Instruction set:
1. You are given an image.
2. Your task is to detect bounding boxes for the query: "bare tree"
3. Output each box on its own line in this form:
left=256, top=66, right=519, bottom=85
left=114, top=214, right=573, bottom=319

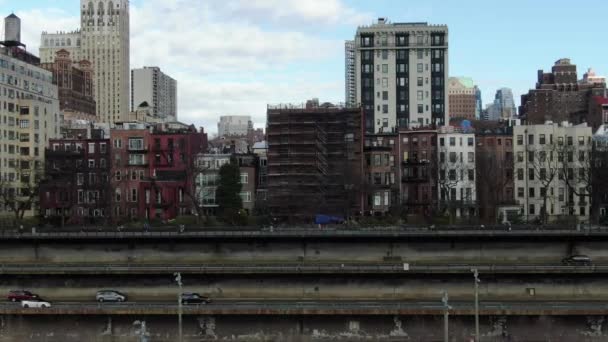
left=476, top=150, right=514, bottom=223
left=0, top=158, right=44, bottom=225
left=525, top=143, right=561, bottom=224
left=437, top=157, right=473, bottom=224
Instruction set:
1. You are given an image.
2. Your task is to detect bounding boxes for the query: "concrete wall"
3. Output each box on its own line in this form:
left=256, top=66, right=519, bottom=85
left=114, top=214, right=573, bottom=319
left=0, top=240, right=605, bottom=264
left=0, top=315, right=606, bottom=341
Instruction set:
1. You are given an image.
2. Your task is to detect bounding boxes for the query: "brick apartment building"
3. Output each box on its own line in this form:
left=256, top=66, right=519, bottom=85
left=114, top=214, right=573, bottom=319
left=40, top=131, right=110, bottom=225
left=363, top=133, right=399, bottom=216
left=400, top=129, right=438, bottom=219
left=520, top=59, right=606, bottom=126
left=267, top=102, right=363, bottom=222
left=475, top=126, right=517, bottom=223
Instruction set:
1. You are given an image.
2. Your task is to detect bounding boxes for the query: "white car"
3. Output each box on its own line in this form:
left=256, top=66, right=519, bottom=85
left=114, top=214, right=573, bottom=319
left=21, top=300, right=51, bottom=308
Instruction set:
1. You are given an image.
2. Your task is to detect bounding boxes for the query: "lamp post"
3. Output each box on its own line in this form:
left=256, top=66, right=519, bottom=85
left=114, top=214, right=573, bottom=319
left=442, top=291, right=451, bottom=342
left=174, top=272, right=183, bottom=342
left=472, top=268, right=480, bottom=341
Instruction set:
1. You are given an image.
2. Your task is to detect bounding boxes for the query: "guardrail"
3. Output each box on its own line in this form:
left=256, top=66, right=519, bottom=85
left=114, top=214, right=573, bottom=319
left=0, top=228, right=607, bottom=240
left=0, top=263, right=604, bottom=274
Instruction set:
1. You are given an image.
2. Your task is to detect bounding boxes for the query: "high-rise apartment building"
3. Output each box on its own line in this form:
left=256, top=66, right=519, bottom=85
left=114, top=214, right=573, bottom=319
left=0, top=14, right=61, bottom=218
left=131, top=67, right=177, bottom=122
left=39, top=0, right=130, bottom=125
left=345, top=40, right=356, bottom=107
left=354, top=18, right=449, bottom=133
left=448, top=77, right=476, bottom=120
left=520, top=59, right=606, bottom=125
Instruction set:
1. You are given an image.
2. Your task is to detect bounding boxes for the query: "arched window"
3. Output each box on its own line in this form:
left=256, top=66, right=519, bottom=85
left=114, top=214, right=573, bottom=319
left=98, top=1, right=104, bottom=15
left=88, top=2, right=94, bottom=15
left=108, top=2, right=114, bottom=15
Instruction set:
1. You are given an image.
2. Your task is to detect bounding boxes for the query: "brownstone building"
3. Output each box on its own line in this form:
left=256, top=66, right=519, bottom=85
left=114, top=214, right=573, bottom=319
left=40, top=49, right=96, bottom=126
left=363, top=133, right=399, bottom=216
left=266, top=102, right=363, bottom=222
left=475, top=126, right=517, bottom=223
left=520, top=58, right=606, bottom=125
left=400, top=129, right=438, bottom=220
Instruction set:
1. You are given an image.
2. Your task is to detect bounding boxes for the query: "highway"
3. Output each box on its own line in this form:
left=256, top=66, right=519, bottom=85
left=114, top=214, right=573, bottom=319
left=1, top=227, right=608, bottom=241
left=0, top=263, right=603, bottom=274
left=2, top=300, right=608, bottom=316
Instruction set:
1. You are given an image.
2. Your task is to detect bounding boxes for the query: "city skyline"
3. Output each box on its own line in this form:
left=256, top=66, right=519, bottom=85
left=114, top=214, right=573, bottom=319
left=7, top=0, right=608, bottom=133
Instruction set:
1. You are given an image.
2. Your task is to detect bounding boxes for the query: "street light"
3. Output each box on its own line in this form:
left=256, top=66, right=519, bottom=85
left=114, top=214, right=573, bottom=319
left=174, top=272, right=183, bottom=342
left=472, top=268, right=480, bottom=342
left=442, top=291, right=452, bottom=342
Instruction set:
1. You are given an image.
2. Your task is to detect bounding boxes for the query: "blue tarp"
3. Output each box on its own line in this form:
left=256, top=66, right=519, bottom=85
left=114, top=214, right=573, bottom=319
left=315, top=215, right=345, bottom=225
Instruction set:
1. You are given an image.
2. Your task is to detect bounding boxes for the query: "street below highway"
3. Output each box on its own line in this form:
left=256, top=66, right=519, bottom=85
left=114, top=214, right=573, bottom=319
left=2, top=299, right=608, bottom=316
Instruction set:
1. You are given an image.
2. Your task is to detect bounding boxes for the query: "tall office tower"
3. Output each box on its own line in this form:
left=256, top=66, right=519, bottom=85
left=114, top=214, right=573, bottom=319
left=344, top=40, right=356, bottom=107
left=39, top=1, right=130, bottom=125
left=475, top=86, right=482, bottom=119
left=131, top=67, right=177, bottom=122
left=354, top=18, right=449, bottom=133
left=495, top=88, right=517, bottom=119
left=81, top=0, right=130, bottom=125
left=447, top=77, right=476, bottom=120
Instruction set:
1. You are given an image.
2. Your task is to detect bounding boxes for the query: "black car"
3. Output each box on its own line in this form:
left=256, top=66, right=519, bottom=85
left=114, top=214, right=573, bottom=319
left=180, top=292, right=211, bottom=305
left=562, top=255, right=592, bottom=266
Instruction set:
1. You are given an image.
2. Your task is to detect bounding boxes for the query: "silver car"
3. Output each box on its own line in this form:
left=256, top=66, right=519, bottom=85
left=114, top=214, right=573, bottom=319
left=96, top=290, right=126, bottom=303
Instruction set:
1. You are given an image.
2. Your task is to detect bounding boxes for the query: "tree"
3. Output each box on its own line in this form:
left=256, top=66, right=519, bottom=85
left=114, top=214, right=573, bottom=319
left=476, top=149, right=514, bottom=223
left=215, top=159, right=244, bottom=225
left=0, top=158, right=44, bottom=225
left=525, top=143, right=561, bottom=224
left=437, top=158, right=472, bottom=225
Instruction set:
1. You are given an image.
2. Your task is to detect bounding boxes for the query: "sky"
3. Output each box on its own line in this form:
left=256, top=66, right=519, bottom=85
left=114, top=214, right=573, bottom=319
left=2, top=0, right=608, bottom=135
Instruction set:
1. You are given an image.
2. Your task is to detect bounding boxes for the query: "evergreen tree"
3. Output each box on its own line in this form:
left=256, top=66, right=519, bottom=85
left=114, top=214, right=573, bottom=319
left=216, top=159, right=244, bottom=225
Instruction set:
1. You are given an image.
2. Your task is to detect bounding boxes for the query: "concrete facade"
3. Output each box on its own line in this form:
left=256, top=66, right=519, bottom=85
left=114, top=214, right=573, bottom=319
left=513, top=122, right=593, bottom=223
left=217, top=115, right=251, bottom=138
left=355, top=19, right=449, bottom=132
left=131, top=66, right=177, bottom=122
left=0, top=21, right=61, bottom=219
left=437, top=127, right=477, bottom=218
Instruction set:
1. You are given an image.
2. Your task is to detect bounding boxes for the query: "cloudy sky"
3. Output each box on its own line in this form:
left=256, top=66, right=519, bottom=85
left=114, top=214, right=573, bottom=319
left=6, top=0, right=608, bottom=134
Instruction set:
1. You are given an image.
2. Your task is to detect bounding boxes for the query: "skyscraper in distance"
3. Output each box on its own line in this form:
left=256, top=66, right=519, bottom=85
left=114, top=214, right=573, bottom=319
left=354, top=18, right=449, bottom=133
left=344, top=40, right=356, bottom=107
left=131, top=66, right=177, bottom=122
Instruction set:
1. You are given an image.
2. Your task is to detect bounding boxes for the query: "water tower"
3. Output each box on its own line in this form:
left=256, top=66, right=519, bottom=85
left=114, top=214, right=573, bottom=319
left=4, top=13, right=21, bottom=44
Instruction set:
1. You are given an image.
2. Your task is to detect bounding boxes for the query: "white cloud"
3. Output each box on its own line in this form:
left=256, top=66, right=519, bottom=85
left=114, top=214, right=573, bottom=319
left=18, top=0, right=360, bottom=134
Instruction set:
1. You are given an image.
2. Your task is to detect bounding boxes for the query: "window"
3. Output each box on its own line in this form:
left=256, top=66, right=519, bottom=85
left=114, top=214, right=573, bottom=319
left=240, top=173, right=248, bottom=184
left=468, top=169, right=474, bottom=181
left=518, top=187, right=524, bottom=198
left=468, top=152, right=475, bottom=163
left=528, top=151, right=535, bottom=163
left=382, top=64, right=388, bottom=73
left=578, top=136, right=585, bottom=146
left=539, top=134, right=546, bottom=145
left=88, top=159, right=95, bottom=168
left=517, top=152, right=524, bottom=162
left=558, top=137, right=564, bottom=145
left=382, top=78, right=389, bottom=88
left=128, top=138, right=144, bottom=151
left=382, top=91, right=388, bottom=100
left=517, top=169, right=524, bottom=181
left=417, top=104, right=423, bottom=114
left=529, top=169, right=535, bottom=180
left=240, top=192, right=252, bottom=203
left=77, top=173, right=84, bottom=185
left=129, top=154, right=145, bottom=166
left=467, top=138, right=474, bottom=146
left=88, top=143, right=95, bottom=153
left=540, top=168, right=547, bottom=180
left=529, top=188, right=535, bottom=198
left=417, top=63, right=423, bottom=73
left=567, top=136, right=573, bottom=146
left=559, top=188, right=565, bottom=202
left=100, top=143, right=107, bottom=154
left=113, top=138, right=122, bottom=149
left=417, top=49, right=423, bottom=59
left=528, top=134, right=534, bottom=145
left=449, top=137, right=456, bottom=146
left=517, top=135, right=523, bottom=145
left=449, top=152, right=457, bottom=163
left=382, top=105, right=388, bottom=114
left=131, top=188, right=138, bottom=202
left=417, top=91, right=423, bottom=101
left=115, top=171, right=121, bottom=181
left=382, top=50, right=388, bottom=59
left=417, top=77, right=423, bottom=86
left=529, top=204, right=535, bottom=215
left=449, top=169, right=456, bottom=181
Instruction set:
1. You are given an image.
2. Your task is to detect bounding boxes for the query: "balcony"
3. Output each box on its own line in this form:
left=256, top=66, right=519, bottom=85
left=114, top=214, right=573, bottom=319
left=403, top=158, right=431, bottom=165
